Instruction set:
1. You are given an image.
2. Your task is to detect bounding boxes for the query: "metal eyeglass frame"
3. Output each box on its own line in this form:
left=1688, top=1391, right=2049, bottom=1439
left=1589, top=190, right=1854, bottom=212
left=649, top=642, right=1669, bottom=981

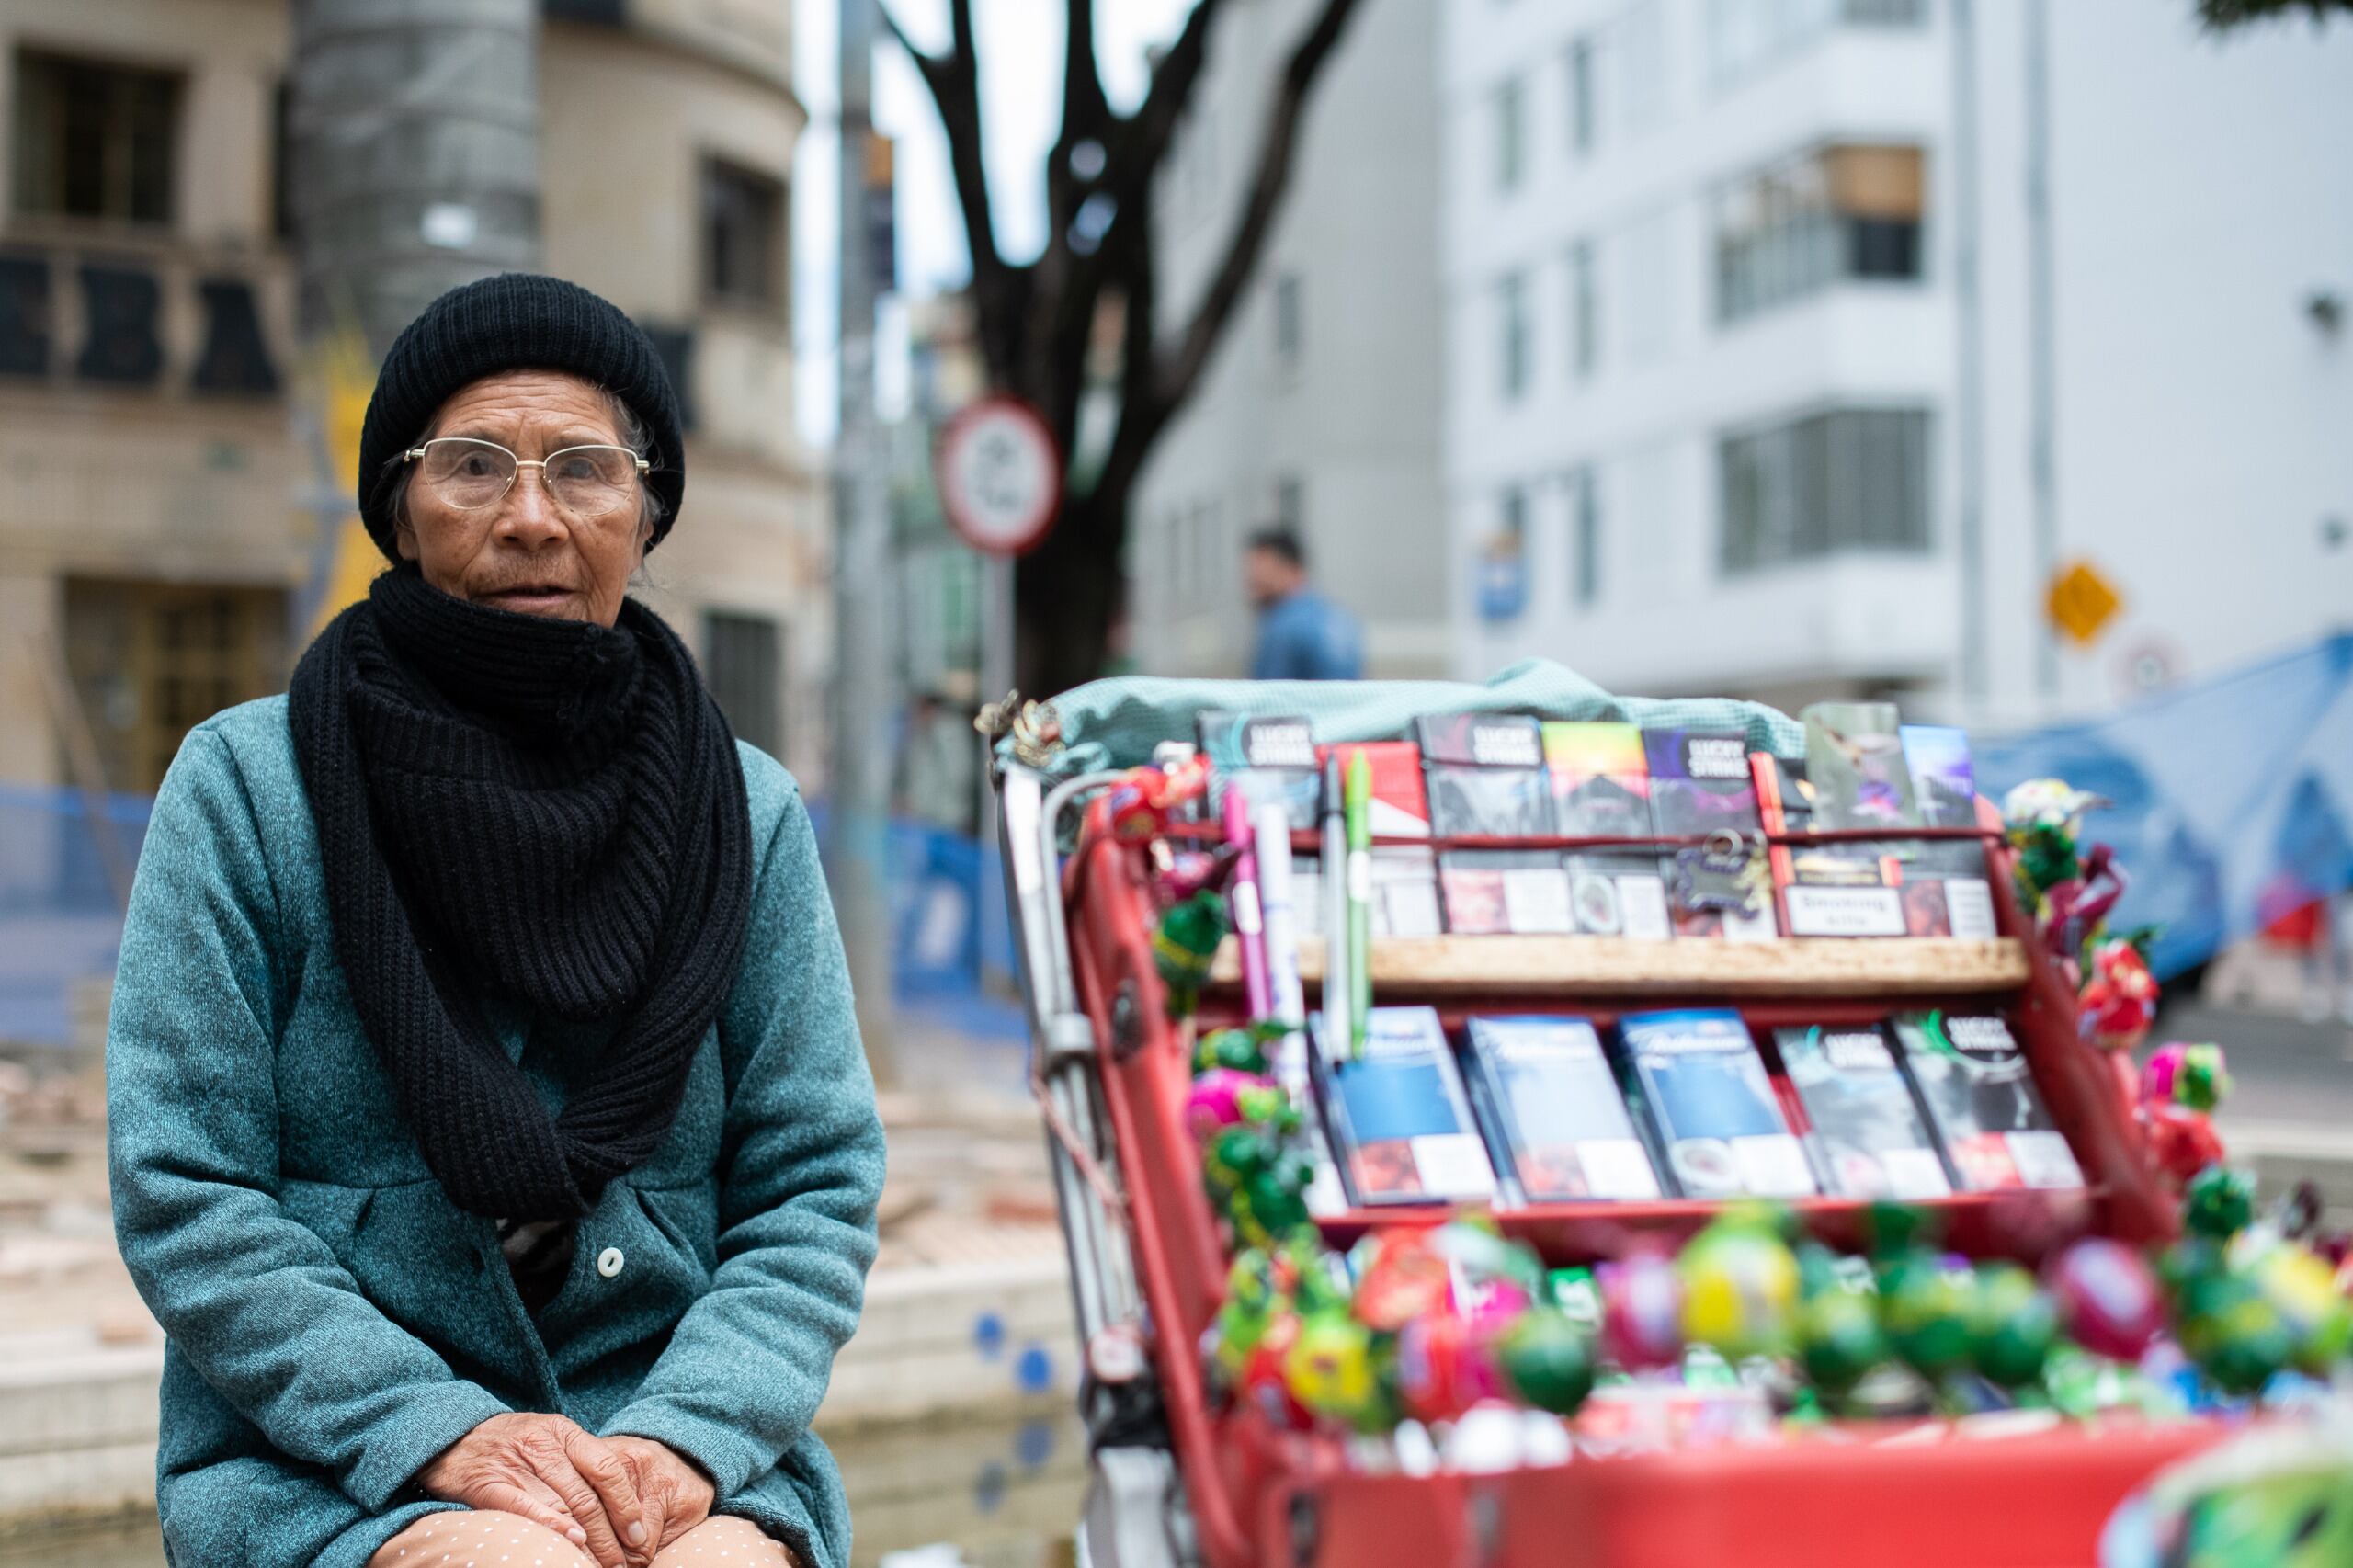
left=401, top=436, right=652, bottom=517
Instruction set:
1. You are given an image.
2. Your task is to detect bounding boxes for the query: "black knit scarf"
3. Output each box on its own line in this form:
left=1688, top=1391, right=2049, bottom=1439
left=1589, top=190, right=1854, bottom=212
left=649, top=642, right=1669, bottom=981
left=289, top=568, right=752, bottom=1225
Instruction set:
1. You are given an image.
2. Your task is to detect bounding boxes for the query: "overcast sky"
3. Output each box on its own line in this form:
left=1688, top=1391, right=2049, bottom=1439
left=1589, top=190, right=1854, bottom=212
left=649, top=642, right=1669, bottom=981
left=791, top=0, right=1193, bottom=444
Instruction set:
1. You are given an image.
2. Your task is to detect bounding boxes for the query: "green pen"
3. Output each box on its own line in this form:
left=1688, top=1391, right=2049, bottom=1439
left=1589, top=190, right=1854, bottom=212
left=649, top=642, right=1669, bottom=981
left=1344, top=748, right=1373, bottom=1059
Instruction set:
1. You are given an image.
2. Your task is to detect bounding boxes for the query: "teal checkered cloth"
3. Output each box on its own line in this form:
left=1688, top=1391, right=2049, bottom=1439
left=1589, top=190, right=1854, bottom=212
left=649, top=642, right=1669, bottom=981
left=1006, top=657, right=1806, bottom=777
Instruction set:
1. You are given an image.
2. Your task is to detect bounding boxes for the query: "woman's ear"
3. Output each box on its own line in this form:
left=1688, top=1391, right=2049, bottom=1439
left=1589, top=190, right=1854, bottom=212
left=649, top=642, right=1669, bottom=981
left=394, top=517, right=419, bottom=562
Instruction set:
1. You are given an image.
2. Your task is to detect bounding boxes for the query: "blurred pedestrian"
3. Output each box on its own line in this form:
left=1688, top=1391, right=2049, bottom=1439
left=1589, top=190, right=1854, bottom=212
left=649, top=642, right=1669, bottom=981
left=107, top=275, right=879, bottom=1568
left=1245, top=526, right=1362, bottom=681
left=895, top=679, right=978, bottom=835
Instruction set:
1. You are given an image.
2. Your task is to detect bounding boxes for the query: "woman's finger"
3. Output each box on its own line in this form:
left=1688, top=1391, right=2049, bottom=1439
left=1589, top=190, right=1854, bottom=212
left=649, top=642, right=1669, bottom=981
left=466, top=1477, right=595, bottom=1551
left=563, top=1426, right=652, bottom=1562
left=523, top=1446, right=631, bottom=1568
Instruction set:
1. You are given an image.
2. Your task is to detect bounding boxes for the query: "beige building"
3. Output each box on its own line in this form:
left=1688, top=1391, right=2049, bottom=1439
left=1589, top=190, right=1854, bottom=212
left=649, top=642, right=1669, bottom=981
left=0, top=0, right=825, bottom=798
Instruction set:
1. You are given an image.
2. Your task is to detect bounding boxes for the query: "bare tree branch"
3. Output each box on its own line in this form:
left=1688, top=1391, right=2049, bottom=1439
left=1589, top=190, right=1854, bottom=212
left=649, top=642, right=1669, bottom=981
left=1091, top=208, right=1162, bottom=522
left=1154, top=0, right=1362, bottom=419
left=878, top=0, right=1005, bottom=295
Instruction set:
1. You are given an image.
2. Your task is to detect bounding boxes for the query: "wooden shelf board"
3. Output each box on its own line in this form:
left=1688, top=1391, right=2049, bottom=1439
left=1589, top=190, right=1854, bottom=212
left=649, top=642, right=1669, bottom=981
left=1208, top=934, right=2029, bottom=998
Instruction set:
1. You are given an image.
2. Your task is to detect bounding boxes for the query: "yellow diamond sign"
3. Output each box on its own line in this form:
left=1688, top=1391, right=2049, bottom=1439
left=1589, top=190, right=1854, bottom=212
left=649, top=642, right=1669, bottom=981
left=2047, top=559, right=2122, bottom=646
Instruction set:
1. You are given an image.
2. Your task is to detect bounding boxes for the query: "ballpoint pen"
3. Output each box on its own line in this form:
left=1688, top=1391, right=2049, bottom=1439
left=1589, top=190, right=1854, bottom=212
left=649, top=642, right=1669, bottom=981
left=1222, top=784, right=1272, bottom=1020
left=1344, top=748, right=1373, bottom=1061
left=1320, top=755, right=1351, bottom=1063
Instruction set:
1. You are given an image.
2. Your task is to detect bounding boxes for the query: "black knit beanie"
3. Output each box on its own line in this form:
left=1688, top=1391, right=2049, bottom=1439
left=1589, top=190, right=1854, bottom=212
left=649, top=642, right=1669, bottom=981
left=356, top=274, right=688, bottom=562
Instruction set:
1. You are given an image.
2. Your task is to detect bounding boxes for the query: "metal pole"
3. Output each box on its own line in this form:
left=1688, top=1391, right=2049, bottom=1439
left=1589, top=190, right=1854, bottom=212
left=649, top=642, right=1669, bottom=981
left=289, top=0, right=541, bottom=357
left=2025, top=0, right=2061, bottom=707
left=832, top=0, right=899, bottom=1085
left=975, top=552, right=1017, bottom=992
left=1950, top=0, right=1987, bottom=710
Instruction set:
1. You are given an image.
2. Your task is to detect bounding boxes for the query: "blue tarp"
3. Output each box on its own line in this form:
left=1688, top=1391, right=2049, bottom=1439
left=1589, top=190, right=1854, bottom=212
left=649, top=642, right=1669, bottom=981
left=1974, top=633, right=2353, bottom=981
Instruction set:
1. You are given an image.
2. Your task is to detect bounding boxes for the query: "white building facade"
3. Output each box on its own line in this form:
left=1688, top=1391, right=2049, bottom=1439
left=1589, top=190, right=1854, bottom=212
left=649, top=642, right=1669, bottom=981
left=1442, top=0, right=2353, bottom=723
left=1131, top=0, right=1449, bottom=679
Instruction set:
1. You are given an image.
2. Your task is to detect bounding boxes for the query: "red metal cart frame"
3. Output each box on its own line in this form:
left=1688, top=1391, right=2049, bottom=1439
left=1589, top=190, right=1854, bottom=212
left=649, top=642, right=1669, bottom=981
left=995, top=766, right=2225, bottom=1568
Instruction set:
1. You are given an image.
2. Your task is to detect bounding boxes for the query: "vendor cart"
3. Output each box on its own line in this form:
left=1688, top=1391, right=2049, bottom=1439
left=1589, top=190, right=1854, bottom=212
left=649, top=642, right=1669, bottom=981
left=990, top=676, right=2233, bottom=1568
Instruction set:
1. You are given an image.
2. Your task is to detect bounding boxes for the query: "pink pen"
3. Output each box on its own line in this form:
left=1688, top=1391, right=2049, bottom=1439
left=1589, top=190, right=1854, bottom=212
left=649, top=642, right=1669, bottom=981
left=1222, top=785, right=1273, bottom=1019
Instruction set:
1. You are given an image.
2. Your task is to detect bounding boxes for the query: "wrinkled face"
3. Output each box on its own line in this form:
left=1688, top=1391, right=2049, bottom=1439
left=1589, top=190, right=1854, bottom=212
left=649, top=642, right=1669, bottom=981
left=1245, top=546, right=1301, bottom=609
left=394, top=369, right=651, bottom=627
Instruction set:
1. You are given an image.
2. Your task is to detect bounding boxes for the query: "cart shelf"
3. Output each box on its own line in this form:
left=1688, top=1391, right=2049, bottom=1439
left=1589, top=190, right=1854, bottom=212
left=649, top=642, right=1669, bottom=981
left=1208, top=933, right=2030, bottom=998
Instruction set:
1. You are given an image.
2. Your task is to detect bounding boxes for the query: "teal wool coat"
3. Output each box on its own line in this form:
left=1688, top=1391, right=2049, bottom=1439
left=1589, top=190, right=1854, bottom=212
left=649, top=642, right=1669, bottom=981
left=107, top=698, right=885, bottom=1568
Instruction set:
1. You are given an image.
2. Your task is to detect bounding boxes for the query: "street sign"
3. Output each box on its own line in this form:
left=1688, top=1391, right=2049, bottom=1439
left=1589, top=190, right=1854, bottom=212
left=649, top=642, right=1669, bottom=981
left=936, top=395, right=1062, bottom=557
left=2046, top=559, right=2123, bottom=646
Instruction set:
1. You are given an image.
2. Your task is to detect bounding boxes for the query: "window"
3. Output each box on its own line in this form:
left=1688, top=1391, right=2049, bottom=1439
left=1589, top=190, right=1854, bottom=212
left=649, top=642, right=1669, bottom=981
left=63, top=580, right=285, bottom=792
left=11, top=51, right=182, bottom=225
left=1707, top=0, right=1926, bottom=90
left=1719, top=407, right=1932, bottom=574
left=1493, top=76, right=1527, bottom=193
left=1616, top=4, right=1667, bottom=140
left=701, top=156, right=786, bottom=309
left=1272, top=272, right=1303, bottom=376
left=1498, top=271, right=1531, bottom=403
left=1568, top=241, right=1598, bottom=382
left=1271, top=475, right=1304, bottom=535
left=1714, top=143, right=1923, bottom=324
left=1566, top=38, right=1599, bottom=158
left=1571, top=467, right=1602, bottom=607
left=704, top=610, right=784, bottom=757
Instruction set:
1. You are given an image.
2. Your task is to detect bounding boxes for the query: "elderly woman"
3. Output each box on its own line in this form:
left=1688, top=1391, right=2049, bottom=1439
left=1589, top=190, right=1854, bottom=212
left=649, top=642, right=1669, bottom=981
left=107, top=275, right=884, bottom=1568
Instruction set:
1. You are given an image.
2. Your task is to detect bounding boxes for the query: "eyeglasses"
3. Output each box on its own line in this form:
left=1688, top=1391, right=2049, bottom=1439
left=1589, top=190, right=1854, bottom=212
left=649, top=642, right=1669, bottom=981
left=402, top=437, right=651, bottom=521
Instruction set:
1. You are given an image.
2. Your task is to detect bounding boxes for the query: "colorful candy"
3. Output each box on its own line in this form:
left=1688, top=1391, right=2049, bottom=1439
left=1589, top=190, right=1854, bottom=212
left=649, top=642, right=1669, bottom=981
left=1878, top=1251, right=1975, bottom=1380
left=1184, top=1068, right=1271, bottom=1142
left=1284, top=1310, right=1378, bottom=1423
left=1797, top=1284, right=1889, bottom=1398
left=1967, top=1262, right=2061, bottom=1387
left=1598, top=1248, right=1686, bottom=1372
left=1677, top=1217, right=1800, bottom=1362
left=1152, top=892, right=1228, bottom=1019
left=1395, top=1306, right=1505, bottom=1422
left=2244, top=1241, right=2353, bottom=1376
left=2141, top=1042, right=2230, bottom=1113
left=2046, top=1238, right=2168, bottom=1362
left=1193, top=1026, right=1271, bottom=1077
left=2182, top=1165, right=2256, bottom=1240
left=1497, top=1308, right=1597, bottom=1415
left=2077, top=937, right=2158, bottom=1052
left=2143, top=1103, right=2228, bottom=1187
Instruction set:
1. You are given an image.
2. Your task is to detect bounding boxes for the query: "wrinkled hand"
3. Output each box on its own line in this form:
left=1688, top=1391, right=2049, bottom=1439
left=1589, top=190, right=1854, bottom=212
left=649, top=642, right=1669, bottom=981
left=604, top=1436, right=716, bottom=1552
left=416, top=1411, right=651, bottom=1567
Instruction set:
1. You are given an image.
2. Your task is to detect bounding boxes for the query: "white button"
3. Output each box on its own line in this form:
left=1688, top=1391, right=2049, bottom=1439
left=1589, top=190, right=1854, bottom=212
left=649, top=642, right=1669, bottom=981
left=597, top=1246, right=625, bottom=1278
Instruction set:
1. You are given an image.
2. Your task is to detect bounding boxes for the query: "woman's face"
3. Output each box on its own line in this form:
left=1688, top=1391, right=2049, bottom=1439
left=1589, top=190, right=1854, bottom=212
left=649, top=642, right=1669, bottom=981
left=395, top=369, right=652, bottom=627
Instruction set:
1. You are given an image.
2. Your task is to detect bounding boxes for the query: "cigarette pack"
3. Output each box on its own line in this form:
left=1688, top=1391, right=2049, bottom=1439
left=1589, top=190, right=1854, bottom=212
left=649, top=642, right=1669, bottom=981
left=1415, top=714, right=1571, bottom=935
left=1890, top=1012, right=2085, bottom=1191
left=1311, top=1006, right=1498, bottom=1206
left=1540, top=722, right=1671, bottom=939
left=1617, top=1008, right=1815, bottom=1199
left=1772, top=1023, right=1953, bottom=1199
left=1461, top=1016, right=1664, bottom=1202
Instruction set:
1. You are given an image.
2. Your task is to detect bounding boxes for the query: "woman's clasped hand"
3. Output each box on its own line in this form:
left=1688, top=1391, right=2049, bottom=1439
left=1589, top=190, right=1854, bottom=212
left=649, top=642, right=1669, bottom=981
left=402, top=1412, right=722, bottom=1567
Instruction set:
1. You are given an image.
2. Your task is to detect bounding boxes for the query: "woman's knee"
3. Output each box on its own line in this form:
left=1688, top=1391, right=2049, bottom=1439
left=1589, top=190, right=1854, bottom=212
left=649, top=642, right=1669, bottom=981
left=369, top=1507, right=599, bottom=1568
left=649, top=1513, right=798, bottom=1566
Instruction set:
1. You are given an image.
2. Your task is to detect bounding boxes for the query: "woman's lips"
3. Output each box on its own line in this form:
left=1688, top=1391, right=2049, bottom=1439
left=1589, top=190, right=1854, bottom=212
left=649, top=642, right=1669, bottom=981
left=482, top=585, right=574, bottom=612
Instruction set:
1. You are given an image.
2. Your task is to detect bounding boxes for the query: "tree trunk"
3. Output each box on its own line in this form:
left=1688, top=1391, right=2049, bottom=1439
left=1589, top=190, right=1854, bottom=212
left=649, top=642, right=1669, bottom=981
left=289, top=0, right=542, bottom=357
left=1016, top=488, right=1128, bottom=700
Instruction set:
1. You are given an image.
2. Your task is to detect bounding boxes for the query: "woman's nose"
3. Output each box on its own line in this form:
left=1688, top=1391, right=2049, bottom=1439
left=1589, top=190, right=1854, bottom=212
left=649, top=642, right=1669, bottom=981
left=494, top=465, right=570, bottom=541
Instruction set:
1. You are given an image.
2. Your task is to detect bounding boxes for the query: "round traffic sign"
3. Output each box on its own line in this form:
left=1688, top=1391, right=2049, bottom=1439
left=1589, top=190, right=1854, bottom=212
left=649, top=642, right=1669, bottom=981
left=936, top=395, right=1062, bottom=556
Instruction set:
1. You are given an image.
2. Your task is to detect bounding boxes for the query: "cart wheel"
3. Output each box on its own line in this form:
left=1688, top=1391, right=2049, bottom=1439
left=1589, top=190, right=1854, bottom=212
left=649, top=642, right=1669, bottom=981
left=1082, top=1446, right=1199, bottom=1568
